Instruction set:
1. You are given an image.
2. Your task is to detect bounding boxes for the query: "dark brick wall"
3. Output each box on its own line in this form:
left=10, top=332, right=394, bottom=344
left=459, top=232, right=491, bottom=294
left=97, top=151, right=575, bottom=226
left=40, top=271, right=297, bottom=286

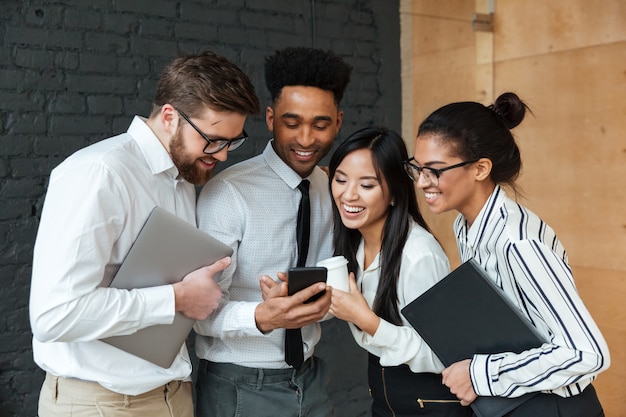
left=0, top=1, right=400, bottom=416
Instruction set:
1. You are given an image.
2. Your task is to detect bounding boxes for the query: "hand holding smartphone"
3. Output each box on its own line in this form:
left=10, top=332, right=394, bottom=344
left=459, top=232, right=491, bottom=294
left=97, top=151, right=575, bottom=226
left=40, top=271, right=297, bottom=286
left=287, top=267, right=327, bottom=303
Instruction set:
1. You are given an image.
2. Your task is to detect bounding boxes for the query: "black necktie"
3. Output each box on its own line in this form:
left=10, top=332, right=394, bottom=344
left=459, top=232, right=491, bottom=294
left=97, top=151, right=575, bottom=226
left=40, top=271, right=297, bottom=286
left=285, top=179, right=310, bottom=369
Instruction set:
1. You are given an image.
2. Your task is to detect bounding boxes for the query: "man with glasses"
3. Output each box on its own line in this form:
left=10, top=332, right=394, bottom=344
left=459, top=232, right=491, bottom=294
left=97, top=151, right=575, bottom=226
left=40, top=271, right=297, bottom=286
left=194, top=47, right=352, bottom=417
left=29, top=51, right=259, bottom=417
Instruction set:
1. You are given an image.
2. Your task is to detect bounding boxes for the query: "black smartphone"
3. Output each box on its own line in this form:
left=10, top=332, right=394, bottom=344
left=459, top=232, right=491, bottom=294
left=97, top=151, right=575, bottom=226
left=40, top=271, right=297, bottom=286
left=287, top=266, right=328, bottom=303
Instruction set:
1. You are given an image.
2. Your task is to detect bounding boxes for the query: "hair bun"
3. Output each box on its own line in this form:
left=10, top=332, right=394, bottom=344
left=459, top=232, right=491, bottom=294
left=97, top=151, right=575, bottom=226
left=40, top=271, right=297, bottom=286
left=490, top=92, right=528, bottom=129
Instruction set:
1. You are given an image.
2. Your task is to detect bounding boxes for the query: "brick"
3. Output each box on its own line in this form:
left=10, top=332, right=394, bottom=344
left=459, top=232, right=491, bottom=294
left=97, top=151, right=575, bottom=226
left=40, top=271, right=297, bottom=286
left=140, top=17, right=174, bottom=37
left=63, top=8, right=102, bottom=29
left=0, top=92, right=43, bottom=112
left=23, top=5, right=63, bottom=26
left=84, top=32, right=129, bottom=53
left=131, top=38, right=177, bottom=57
left=123, top=98, right=152, bottom=116
left=66, top=74, right=136, bottom=93
left=0, top=69, right=25, bottom=90
left=79, top=53, right=118, bottom=73
left=0, top=178, right=44, bottom=198
left=0, top=135, right=34, bottom=156
left=5, top=26, right=82, bottom=49
left=115, top=0, right=177, bottom=18
left=87, top=95, right=123, bottom=114
left=7, top=113, right=47, bottom=135
left=10, top=158, right=55, bottom=179
left=21, top=69, right=66, bottom=92
left=103, top=13, right=141, bottom=35
left=240, top=11, right=300, bottom=32
left=49, top=115, right=108, bottom=135
left=216, top=26, right=248, bottom=45
left=174, top=22, right=218, bottom=40
left=0, top=159, right=7, bottom=177
left=179, top=5, right=238, bottom=25
left=54, top=50, right=80, bottom=70
left=118, top=56, right=150, bottom=75
left=46, top=93, right=86, bottom=114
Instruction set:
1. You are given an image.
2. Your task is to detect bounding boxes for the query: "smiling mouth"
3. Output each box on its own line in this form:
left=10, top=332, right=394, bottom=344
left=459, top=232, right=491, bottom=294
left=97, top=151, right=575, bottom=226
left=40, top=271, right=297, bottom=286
left=294, top=149, right=314, bottom=157
left=343, top=203, right=364, bottom=213
left=424, top=192, right=441, bottom=199
left=199, top=157, right=216, bottom=167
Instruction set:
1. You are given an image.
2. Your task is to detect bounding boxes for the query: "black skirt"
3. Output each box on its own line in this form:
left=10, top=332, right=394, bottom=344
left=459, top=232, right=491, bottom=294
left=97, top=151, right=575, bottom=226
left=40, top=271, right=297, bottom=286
left=367, top=353, right=473, bottom=417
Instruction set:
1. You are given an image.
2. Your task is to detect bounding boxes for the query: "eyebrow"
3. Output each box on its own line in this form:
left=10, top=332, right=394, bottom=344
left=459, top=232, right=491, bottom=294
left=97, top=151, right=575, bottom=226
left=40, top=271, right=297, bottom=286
left=280, top=112, right=333, bottom=122
left=335, top=169, right=379, bottom=181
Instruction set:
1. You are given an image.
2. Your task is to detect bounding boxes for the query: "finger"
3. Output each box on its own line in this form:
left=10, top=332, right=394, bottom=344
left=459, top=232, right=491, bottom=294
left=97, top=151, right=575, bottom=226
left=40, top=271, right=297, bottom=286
left=204, top=256, right=232, bottom=275
left=291, top=282, right=327, bottom=304
left=276, top=271, right=288, bottom=283
left=260, top=275, right=279, bottom=288
left=347, top=273, right=358, bottom=292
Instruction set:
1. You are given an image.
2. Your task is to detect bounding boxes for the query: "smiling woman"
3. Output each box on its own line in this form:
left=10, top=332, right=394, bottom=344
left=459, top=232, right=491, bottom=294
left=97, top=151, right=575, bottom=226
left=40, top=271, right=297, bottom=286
left=327, top=126, right=471, bottom=417
left=409, top=92, right=609, bottom=417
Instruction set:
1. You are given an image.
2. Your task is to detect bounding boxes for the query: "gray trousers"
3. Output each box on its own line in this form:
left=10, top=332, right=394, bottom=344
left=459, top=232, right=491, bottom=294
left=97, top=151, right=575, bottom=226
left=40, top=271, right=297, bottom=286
left=195, top=356, right=333, bottom=417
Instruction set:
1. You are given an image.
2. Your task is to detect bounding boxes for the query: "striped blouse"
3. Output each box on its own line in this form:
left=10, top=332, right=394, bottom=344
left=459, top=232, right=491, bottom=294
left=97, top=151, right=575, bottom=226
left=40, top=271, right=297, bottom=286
left=455, top=185, right=610, bottom=398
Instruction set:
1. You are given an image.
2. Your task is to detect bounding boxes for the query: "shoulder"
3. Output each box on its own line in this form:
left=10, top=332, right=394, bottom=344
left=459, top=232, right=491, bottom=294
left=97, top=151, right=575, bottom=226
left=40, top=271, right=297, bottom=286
left=403, top=221, right=449, bottom=265
left=499, top=198, right=557, bottom=243
left=51, top=134, right=137, bottom=182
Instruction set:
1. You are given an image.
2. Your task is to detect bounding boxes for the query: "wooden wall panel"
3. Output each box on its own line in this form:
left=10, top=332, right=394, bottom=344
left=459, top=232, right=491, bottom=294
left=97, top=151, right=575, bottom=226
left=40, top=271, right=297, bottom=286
left=574, top=266, right=626, bottom=417
left=495, top=42, right=626, bottom=271
left=494, top=0, right=626, bottom=61
left=402, top=0, right=625, bottom=415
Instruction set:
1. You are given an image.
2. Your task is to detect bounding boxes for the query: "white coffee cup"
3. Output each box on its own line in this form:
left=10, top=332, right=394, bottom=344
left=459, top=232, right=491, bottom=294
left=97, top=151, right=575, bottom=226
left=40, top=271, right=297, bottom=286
left=316, top=255, right=349, bottom=292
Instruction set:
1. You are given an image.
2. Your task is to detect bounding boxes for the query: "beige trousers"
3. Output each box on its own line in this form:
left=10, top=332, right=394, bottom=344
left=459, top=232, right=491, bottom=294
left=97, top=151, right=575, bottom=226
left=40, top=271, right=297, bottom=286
left=38, top=373, right=193, bottom=417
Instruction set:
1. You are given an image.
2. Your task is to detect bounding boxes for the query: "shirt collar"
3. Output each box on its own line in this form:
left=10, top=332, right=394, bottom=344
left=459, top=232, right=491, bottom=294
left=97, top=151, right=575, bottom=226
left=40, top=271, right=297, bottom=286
left=262, top=139, right=310, bottom=190
left=458, top=185, right=506, bottom=247
left=128, top=116, right=180, bottom=179
left=356, top=238, right=381, bottom=273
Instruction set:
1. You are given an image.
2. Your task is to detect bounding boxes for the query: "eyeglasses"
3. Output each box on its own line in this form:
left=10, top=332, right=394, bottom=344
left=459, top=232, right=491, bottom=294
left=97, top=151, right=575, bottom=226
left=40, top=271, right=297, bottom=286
left=177, top=109, right=248, bottom=154
left=403, top=157, right=479, bottom=186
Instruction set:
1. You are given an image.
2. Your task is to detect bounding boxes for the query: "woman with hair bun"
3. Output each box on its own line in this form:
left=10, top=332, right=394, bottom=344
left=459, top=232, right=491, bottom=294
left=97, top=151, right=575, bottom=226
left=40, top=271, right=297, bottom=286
left=406, top=92, right=610, bottom=416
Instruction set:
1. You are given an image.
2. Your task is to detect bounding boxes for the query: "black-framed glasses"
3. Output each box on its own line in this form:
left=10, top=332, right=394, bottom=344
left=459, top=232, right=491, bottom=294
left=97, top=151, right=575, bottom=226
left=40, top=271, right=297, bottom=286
left=403, top=157, right=479, bottom=186
left=177, top=109, right=248, bottom=154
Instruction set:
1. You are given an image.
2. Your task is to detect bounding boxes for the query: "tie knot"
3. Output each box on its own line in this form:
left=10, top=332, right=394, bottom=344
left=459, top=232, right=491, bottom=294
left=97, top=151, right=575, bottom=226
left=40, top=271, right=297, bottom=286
left=297, top=179, right=310, bottom=194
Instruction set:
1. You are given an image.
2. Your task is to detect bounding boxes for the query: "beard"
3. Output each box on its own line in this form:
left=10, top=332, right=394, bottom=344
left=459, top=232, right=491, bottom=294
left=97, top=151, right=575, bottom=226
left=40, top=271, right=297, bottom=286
left=169, top=129, right=213, bottom=185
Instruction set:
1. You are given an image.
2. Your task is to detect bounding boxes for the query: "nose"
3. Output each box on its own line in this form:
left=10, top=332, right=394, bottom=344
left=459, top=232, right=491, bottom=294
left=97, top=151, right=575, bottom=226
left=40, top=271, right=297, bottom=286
left=415, top=172, right=431, bottom=188
left=297, top=126, right=315, bottom=148
left=211, top=146, right=229, bottom=162
left=344, top=182, right=359, bottom=200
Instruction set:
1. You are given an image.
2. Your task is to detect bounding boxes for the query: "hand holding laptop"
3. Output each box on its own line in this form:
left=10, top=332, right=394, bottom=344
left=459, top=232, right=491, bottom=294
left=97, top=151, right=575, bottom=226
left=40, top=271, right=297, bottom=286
left=173, top=257, right=230, bottom=321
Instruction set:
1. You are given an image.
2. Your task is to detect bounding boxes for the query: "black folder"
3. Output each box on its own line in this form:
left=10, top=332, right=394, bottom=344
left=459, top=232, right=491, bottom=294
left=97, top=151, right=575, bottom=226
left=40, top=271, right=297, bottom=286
left=401, top=259, right=546, bottom=417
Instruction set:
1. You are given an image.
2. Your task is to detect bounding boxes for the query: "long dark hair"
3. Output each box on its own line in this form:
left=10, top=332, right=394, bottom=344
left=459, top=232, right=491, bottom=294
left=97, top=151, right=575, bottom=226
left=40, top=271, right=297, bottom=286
left=329, top=126, right=430, bottom=325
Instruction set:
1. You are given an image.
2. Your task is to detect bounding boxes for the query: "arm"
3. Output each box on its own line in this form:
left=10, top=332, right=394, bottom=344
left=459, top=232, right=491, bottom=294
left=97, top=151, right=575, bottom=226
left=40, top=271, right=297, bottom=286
left=194, top=179, right=267, bottom=338
left=467, top=240, right=610, bottom=397
left=30, top=161, right=179, bottom=342
left=331, top=248, right=450, bottom=373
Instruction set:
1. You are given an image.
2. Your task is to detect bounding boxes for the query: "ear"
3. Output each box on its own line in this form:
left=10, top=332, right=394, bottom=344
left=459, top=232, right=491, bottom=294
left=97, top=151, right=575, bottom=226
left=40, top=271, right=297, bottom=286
left=265, top=106, right=275, bottom=133
left=474, top=158, right=492, bottom=182
left=335, top=110, right=344, bottom=132
left=160, top=104, right=178, bottom=135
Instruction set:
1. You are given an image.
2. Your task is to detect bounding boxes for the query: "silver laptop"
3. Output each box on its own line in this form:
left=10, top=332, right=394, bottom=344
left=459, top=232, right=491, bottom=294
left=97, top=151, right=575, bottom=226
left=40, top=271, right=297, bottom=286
left=101, top=206, right=232, bottom=368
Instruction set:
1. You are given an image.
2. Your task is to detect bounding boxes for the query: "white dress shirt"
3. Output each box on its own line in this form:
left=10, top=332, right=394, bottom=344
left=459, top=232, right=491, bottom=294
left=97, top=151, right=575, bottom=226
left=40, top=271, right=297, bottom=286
left=348, top=219, right=450, bottom=373
left=457, top=185, right=610, bottom=398
left=30, top=117, right=196, bottom=395
left=195, top=140, right=334, bottom=368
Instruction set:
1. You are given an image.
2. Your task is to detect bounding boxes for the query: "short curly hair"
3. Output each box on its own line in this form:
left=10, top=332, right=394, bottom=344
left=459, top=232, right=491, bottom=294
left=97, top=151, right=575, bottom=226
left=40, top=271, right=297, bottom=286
left=264, top=47, right=352, bottom=105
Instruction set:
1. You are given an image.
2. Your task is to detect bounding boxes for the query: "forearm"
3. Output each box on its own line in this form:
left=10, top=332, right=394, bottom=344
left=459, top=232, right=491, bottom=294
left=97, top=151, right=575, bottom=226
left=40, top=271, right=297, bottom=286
left=31, top=285, right=173, bottom=342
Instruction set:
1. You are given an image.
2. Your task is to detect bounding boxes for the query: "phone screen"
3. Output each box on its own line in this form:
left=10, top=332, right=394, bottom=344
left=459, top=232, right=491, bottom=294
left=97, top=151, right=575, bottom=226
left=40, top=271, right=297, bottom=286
left=288, top=266, right=327, bottom=303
